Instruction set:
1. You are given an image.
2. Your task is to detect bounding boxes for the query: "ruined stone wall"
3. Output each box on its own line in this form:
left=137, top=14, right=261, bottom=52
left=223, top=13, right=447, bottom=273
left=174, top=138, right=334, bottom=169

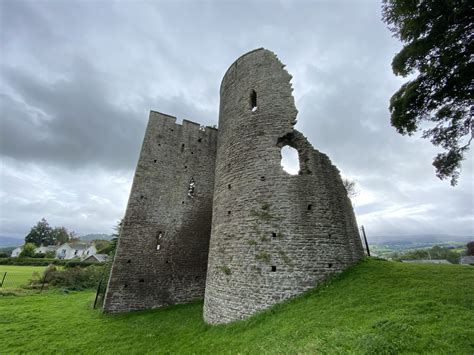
left=103, top=111, right=218, bottom=313
left=203, top=49, right=364, bottom=324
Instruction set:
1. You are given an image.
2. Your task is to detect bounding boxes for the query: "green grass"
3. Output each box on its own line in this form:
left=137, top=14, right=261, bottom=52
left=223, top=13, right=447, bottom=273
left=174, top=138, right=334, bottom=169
left=0, top=265, right=46, bottom=289
left=1, top=259, right=473, bottom=354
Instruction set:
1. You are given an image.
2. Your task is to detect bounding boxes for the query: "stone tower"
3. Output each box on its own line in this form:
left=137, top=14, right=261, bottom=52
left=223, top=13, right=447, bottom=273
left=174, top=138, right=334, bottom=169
left=203, top=49, right=364, bottom=324
left=104, top=48, right=364, bottom=321
left=103, top=112, right=218, bottom=313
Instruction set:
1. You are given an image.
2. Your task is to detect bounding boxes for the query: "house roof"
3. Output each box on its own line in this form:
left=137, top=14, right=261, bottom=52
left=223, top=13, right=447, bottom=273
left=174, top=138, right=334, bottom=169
left=37, top=245, right=58, bottom=251
left=401, top=259, right=451, bottom=264
left=58, top=242, right=89, bottom=250
left=83, top=254, right=108, bottom=263
left=460, top=256, right=474, bottom=265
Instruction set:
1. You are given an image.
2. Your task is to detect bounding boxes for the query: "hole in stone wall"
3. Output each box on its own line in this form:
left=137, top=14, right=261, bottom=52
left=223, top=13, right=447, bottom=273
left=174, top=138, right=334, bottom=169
left=260, top=176, right=265, bottom=181
left=153, top=159, right=157, bottom=163
left=250, top=90, right=257, bottom=112
left=228, top=211, right=231, bottom=215
left=307, top=204, right=312, bottom=210
left=191, top=151, right=194, bottom=155
left=198, top=138, right=202, bottom=142
left=124, top=284, right=128, bottom=288
left=139, top=279, right=145, bottom=282
left=328, top=233, right=332, bottom=238
left=281, top=146, right=300, bottom=175
left=182, top=201, right=185, bottom=204
left=271, top=266, right=277, bottom=272
left=228, top=184, right=232, bottom=189
left=165, top=260, right=169, bottom=263
left=328, top=263, right=333, bottom=268
left=127, top=259, right=131, bottom=263
left=188, top=177, right=195, bottom=198
left=181, top=144, right=185, bottom=153
left=184, top=165, right=187, bottom=169
left=272, top=232, right=277, bottom=238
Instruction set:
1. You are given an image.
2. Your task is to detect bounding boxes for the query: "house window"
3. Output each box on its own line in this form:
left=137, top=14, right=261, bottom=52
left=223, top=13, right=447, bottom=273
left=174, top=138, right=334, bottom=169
left=74, top=250, right=78, bottom=255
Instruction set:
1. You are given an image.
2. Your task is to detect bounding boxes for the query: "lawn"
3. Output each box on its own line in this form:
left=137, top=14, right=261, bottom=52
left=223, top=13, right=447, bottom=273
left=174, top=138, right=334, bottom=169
left=0, top=265, right=46, bottom=289
left=0, top=259, right=472, bottom=354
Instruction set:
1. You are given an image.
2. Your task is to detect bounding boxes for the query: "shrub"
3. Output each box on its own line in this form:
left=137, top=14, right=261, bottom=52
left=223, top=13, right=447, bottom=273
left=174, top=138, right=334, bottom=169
left=0, top=257, right=93, bottom=267
left=19, top=243, right=36, bottom=258
left=33, top=265, right=105, bottom=290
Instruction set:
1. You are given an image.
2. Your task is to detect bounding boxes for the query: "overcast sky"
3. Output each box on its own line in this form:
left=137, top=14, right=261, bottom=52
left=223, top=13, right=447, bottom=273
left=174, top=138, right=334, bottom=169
left=1, top=0, right=472, bottom=242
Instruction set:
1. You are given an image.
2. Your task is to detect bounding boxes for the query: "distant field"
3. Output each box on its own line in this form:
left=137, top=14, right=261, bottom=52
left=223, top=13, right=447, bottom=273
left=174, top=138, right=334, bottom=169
left=0, top=259, right=473, bottom=354
left=0, top=265, right=46, bottom=289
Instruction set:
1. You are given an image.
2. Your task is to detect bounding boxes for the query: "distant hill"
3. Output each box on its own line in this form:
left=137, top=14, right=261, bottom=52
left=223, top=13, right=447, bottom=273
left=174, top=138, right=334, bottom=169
left=0, top=236, right=24, bottom=248
left=79, top=233, right=113, bottom=241
left=368, top=234, right=473, bottom=245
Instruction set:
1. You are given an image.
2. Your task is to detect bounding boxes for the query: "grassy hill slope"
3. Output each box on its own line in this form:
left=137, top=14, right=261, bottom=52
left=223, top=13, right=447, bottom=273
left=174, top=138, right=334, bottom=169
left=0, top=259, right=472, bottom=354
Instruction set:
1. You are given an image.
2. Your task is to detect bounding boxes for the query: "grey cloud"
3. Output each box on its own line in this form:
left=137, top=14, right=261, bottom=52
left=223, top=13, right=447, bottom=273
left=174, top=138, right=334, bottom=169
left=0, top=0, right=472, bottom=239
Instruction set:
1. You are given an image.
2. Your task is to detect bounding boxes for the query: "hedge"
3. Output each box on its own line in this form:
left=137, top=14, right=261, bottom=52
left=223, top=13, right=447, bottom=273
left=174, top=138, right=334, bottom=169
left=0, top=257, right=96, bottom=268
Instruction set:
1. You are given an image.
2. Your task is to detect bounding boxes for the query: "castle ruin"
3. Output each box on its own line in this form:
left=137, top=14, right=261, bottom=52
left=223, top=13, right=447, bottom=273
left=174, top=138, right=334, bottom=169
left=103, top=48, right=364, bottom=324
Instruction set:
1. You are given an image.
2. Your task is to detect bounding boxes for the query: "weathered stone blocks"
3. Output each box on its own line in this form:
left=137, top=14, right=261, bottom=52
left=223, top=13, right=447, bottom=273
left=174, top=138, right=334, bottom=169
left=104, top=49, right=364, bottom=323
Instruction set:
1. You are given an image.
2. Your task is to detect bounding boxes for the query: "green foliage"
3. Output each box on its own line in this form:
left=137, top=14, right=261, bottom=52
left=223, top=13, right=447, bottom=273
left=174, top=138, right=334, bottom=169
left=382, top=0, right=472, bottom=185
left=50, top=226, right=71, bottom=245
left=1, top=259, right=473, bottom=353
left=25, top=218, right=54, bottom=247
left=391, top=245, right=461, bottom=264
left=0, top=257, right=92, bottom=267
left=24, top=219, right=78, bottom=247
left=94, top=240, right=112, bottom=254
left=0, top=252, right=9, bottom=258
left=31, top=265, right=105, bottom=290
left=44, top=251, right=56, bottom=258
left=255, top=251, right=271, bottom=264
left=218, top=265, right=231, bottom=275
left=467, top=241, right=474, bottom=256
left=19, top=243, right=37, bottom=258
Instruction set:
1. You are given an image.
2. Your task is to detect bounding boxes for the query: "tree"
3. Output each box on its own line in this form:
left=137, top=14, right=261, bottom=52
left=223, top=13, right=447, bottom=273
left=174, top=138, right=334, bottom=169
left=342, top=178, right=359, bottom=198
left=51, top=226, right=71, bottom=245
left=19, top=243, right=37, bottom=258
left=467, top=241, right=474, bottom=256
left=382, top=0, right=472, bottom=185
left=25, top=218, right=54, bottom=247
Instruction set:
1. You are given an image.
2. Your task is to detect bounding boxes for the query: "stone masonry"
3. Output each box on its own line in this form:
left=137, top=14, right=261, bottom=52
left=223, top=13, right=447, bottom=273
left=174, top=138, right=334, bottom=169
left=104, top=48, right=364, bottom=322
left=103, top=112, right=218, bottom=312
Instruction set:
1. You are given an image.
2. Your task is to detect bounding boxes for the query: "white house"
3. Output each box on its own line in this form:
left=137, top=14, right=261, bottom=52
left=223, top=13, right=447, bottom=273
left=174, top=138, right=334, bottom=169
left=56, top=243, right=97, bottom=260
left=11, top=247, right=22, bottom=257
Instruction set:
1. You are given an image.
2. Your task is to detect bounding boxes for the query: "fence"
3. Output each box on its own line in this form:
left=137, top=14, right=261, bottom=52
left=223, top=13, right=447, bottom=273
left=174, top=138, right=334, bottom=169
left=0, top=265, right=108, bottom=308
left=0, top=269, right=51, bottom=292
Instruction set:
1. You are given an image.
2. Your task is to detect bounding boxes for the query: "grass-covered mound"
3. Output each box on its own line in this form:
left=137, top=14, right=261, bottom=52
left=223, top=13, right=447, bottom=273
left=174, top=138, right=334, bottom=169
left=1, top=259, right=472, bottom=354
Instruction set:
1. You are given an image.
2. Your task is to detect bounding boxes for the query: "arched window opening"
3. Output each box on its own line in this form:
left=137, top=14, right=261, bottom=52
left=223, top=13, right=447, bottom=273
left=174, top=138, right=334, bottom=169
left=250, top=90, right=257, bottom=112
left=280, top=146, right=300, bottom=175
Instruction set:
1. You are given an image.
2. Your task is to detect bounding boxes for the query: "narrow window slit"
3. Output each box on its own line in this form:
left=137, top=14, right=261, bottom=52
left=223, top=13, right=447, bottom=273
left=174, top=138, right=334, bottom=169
left=188, top=178, right=195, bottom=198
left=272, top=232, right=277, bottom=238
left=328, top=263, right=333, bottom=268
left=250, top=90, right=257, bottom=112
left=307, top=204, right=312, bottom=210
left=271, top=266, right=276, bottom=272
